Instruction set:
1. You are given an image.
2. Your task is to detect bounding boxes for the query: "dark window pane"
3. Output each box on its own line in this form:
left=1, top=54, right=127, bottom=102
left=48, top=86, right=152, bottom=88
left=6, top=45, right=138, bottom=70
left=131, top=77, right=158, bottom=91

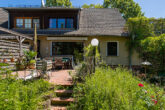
left=52, top=42, right=83, bottom=56
left=49, top=19, right=57, bottom=28
left=107, top=42, right=118, bottom=56
left=58, top=19, right=65, bottom=28
left=66, top=18, right=73, bottom=28
left=16, top=19, right=23, bottom=28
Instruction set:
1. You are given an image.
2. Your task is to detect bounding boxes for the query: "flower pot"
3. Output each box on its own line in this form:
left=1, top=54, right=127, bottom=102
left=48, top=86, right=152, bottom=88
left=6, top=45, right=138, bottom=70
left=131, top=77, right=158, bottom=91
left=16, top=64, right=25, bottom=70
left=29, top=64, right=35, bottom=69
left=3, top=59, right=7, bottom=63
left=10, top=58, right=15, bottom=62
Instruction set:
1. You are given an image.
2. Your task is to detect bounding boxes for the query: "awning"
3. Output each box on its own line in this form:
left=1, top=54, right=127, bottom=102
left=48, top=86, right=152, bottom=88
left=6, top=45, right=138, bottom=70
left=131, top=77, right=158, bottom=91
left=47, top=37, right=88, bottom=41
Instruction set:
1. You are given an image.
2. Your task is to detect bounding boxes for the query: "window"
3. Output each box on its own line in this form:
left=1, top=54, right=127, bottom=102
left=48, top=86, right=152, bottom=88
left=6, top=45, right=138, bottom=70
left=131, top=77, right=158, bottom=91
left=25, top=19, right=32, bottom=29
left=33, top=19, right=40, bottom=28
left=16, top=19, right=23, bottom=28
left=52, top=42, right=84, bottom=56
left=107, top=42, right=118, bottom=56
left=49, top=18, right=74, bottom=29
left=15, top=17, right=40, bottom=29
left=66, top=18, right=73, bottom=28
left=58, top=19, right=65, bottom=28
left=49, top=18, right=57, bottom=28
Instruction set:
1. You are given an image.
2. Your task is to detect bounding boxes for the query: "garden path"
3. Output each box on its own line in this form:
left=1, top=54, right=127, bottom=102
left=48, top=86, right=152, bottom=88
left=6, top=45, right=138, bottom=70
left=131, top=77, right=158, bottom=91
left=49, top=70, right=74, bottom=86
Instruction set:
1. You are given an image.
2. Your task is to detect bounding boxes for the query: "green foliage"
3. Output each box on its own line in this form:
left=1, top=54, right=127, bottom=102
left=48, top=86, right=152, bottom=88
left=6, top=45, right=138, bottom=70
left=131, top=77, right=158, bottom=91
left=82, top=4, right=103, bottom=8
left=103, top=0, right=144, bottom=20
left=0, top=63, right=13, bottom=79
left=140, top=34, right=165, bottom=73
left=0, top=79, right=51, bottom=110
left=71, top=67, right=165, bottom=110
left=127, top=17, right=154, bottom=40
left=24, top=50, right=37, bottom=67
left=74, top=49, right=83, bottom=64
left=30, top=59, right=36, bottom=64
left=46, top=0, right=72, bottom=7
left=0, top=63, right=51, bottom=109
left=126, top=17, right=165, bottom=72
left=24, top=50, right=37, bottom=62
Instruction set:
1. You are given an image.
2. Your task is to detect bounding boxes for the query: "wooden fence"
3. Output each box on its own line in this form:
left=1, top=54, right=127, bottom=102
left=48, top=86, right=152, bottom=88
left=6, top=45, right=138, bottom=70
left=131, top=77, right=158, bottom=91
left=0, top=39, right=30, bottom=68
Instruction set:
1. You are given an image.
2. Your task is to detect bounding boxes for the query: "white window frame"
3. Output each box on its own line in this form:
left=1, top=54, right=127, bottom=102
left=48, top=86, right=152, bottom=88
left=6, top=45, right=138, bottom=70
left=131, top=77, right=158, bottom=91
left=106, top=41, right=119, bottom=57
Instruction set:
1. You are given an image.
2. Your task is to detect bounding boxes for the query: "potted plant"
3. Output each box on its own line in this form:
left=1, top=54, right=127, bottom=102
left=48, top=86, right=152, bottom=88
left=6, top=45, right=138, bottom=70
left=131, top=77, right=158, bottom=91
left=3, top=58, right=7, bottom=63
left=16, top=57, right=25, bottom=70
left=24, top=50, right=37, bottom=69
left=29, top=60, right=36, bottom=69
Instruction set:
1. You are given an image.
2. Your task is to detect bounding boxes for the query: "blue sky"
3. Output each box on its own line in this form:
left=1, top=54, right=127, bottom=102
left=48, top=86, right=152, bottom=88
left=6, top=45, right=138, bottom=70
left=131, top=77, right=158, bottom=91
left=0, top=0, right=164, bottom=18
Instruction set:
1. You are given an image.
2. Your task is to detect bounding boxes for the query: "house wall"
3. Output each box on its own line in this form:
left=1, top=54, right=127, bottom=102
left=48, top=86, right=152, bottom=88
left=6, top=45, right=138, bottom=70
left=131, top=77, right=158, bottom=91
left=38, top=36, right=142, bottom=66
left=84, top=36, right=142, bottom=66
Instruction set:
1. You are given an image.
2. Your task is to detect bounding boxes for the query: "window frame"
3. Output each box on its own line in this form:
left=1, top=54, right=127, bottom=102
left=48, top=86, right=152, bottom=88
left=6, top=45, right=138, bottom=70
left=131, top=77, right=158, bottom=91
left=49, top=18, right=74, bottom=29
left=14, top=17, right=40, bottom=29
left=106, top=41, right=119, bottom=57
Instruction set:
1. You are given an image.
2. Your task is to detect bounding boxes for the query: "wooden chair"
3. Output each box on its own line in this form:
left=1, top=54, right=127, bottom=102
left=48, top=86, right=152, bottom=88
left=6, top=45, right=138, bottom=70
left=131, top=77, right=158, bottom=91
left=54, top=59, right=65, bottom=69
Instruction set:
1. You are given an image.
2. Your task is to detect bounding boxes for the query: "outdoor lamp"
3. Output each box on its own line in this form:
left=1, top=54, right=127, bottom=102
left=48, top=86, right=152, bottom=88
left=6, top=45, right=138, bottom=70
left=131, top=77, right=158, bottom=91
left=91, top=38, right=99, bottom=73
left=141, top=61, right=152, bottom=74
left=91, top=38, right=99, bottom=46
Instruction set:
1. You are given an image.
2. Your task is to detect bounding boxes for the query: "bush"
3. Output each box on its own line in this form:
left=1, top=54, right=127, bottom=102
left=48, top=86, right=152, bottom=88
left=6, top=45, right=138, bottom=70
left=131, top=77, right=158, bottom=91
left=71, top=67, right=165, bottom=110
left=0, top=78, right=51, bottom=110
left=140, top=34, right=165, bottom=73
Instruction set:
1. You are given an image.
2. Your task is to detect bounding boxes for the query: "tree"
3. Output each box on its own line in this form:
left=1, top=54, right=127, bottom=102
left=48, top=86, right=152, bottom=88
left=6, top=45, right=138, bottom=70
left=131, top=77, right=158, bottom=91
left=46, top=0, right=72, bottom=7
left=140, top=34, right=165, bottom=73
left=82, top=4, right=103, bottom=8
left=103, top=0, right=144, bottom=20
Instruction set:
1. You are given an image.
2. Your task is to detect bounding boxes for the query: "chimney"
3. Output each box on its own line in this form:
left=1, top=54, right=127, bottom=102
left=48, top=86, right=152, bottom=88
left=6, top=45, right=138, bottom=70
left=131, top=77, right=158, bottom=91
left=41, top=0, right=45, bottom=7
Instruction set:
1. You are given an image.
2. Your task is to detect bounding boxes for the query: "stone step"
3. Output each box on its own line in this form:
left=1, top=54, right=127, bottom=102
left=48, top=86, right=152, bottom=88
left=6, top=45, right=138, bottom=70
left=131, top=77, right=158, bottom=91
left=55, top=90, right=73, bottom=97
left=51, top=97, right=74, bottom=106
left=55, top=84, right=74, bottom=88
left=50, top=106, right=67, bottom=110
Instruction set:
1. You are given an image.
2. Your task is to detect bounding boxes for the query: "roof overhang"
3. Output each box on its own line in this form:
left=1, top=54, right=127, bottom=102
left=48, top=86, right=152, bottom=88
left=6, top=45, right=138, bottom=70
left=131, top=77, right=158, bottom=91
left=3, top=7, right=80, bottom=12
left=47, top=37, right=88, bottom=41
left=0, top=27, right=33, bottom=40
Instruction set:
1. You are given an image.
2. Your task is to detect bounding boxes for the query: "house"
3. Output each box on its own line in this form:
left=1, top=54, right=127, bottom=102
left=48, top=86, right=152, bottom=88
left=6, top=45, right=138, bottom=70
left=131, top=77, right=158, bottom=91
left=0, top=7, right=141, bottom=67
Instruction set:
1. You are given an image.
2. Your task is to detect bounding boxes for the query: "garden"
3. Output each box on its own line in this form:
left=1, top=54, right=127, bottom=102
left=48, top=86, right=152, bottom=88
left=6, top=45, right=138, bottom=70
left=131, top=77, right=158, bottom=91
left=70, top=67, right=165, bottom=110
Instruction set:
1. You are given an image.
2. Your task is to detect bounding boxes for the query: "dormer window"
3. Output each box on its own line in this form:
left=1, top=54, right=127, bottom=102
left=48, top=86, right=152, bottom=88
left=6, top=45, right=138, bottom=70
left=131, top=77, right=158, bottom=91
left=25, top=19, right=32, bottom=29
left=49, top=18, right=74, bottom=29
left=16, top=19, right=23, bottom=28
left=15, top=17, right=40, bottom=29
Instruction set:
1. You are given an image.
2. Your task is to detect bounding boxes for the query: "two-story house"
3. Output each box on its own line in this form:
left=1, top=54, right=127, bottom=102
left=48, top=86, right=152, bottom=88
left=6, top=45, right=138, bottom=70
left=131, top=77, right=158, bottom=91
left=0, top=7, right=141, bottom=66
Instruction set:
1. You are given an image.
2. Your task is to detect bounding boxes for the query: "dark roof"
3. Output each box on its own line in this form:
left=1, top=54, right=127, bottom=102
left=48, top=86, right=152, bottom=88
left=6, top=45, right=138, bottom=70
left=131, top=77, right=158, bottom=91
left=0, top=8, right=128, bottom=37
left=0, top=27, right=33, bottom=40
left=0, top=8, right=8, bottom=28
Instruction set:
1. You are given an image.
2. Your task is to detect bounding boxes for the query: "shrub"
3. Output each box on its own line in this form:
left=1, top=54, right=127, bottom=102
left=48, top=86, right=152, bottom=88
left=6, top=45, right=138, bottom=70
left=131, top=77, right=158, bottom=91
left=0, top=79, right=51, bottom=110
left=71, top=67, right=165, bottom=110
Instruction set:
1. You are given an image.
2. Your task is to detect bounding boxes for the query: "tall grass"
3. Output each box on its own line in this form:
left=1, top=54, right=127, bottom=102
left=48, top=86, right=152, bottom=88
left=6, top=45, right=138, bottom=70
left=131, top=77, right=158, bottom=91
left=0, top=79, right=51, bottom=110
left=71, top=67, right=165, bottom=110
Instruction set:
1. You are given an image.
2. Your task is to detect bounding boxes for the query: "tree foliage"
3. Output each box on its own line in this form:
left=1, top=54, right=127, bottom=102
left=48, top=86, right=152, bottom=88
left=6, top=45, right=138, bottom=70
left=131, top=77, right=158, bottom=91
left=140, top=34, right=165, bottom=73
left=126, top=17, right=165, bottom=73
left=82, top=4, right=103, bottom=8
left=46, top=0, right=72, bottom=7
left=103, top=0, right=144, bottom=20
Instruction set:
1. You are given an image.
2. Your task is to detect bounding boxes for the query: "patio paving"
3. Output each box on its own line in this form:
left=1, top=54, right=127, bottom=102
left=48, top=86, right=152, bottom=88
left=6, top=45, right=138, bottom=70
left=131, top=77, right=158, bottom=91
left=49, top=70, right=74, bottom=86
